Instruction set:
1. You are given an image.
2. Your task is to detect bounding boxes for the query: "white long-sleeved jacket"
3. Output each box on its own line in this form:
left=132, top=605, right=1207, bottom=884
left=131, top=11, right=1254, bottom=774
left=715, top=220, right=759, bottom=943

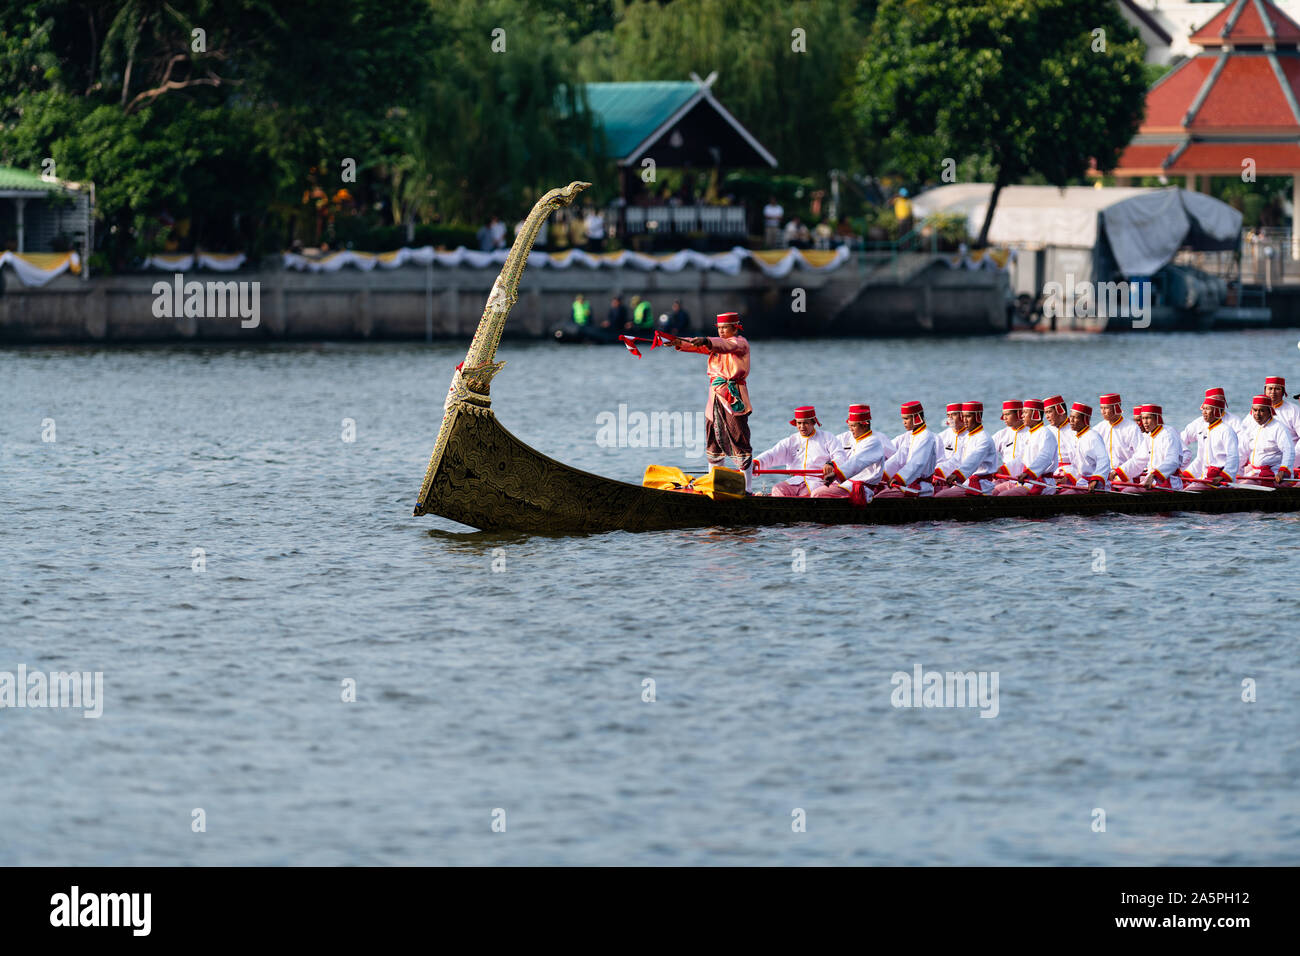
left=883, top=425, right=942, bottom=491
left=757, top=428, right=841, bottom=492
left=946, top=425, right=999, bottom=492
left=1269, top=397, right=1300, bottom=444
left=1094, top=417, right=1141, bottom=471
left=1186, top=418, right=1239, bottom=482
left=830, top=431, right=889, bottom=486
left=1061, top=425, right=1109, bottom=488
left=1021, top=422, right=1059, bottom=489
left=991, top=425, right=1029, bottom=477
left=1120, top=425, right=1183, bottom=488
left=1238, top=416, right=1296, bottom=475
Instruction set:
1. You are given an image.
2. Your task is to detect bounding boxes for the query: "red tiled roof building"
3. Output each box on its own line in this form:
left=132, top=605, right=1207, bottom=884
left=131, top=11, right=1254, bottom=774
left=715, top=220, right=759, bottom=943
left=1107, top=0, right=1300, bottom=254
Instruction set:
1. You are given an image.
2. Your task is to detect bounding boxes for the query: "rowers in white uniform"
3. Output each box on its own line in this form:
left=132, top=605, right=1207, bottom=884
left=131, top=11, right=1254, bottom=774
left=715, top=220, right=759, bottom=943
left=817, top=404, right=888, bottom=499
left=1201, top=389, right=1248, bottom=452
left=838, top=403, right=894, bottom=462
left=1181, top=388, right=1240, bottom=468
left=1264, top=375, right=1300, bottom=444
left=937, top=403, right=962, bottom=467
left=1042, top=394, right=1075, bottom=482
left=1117, top=404, right=1183, bottom=491
left=1181, top=394, right=1239, bottom=490
left=934, top=402, right=999, bottom=496
left=1093, top=393, right=1141, bottom=473
left=877, top=400, right=941, bottom=497
left=1238, top=393, right=1296, bottom=486
left=1057, top=403, right=1109, bottom=493
left=990, top=400, right=1029, bottom=482
left=994, top=398, right=1057, bottom=495
left=934, top=404, right=968, bottom=481
left=756, top=405, right=841, bottom=497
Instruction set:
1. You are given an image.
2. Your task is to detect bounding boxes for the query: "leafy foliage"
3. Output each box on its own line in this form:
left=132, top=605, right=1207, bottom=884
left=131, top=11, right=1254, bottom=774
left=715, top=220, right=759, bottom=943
left=855, top=0, right=1148, bottom=244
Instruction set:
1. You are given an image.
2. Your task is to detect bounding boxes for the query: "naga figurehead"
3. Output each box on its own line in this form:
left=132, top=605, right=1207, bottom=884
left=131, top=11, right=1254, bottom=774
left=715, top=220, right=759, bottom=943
left=416, top=180, right=591, bottom=514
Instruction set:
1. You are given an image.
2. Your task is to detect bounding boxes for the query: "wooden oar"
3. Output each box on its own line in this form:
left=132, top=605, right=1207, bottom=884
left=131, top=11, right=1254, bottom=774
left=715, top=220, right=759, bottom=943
left=753, top=467, right=823, bottom=476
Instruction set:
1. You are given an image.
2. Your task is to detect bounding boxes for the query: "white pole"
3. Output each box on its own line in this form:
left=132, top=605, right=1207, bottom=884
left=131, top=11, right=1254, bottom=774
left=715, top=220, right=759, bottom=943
left=425, top=259, right=433, bottom=343
left=15, top=197, right=26, bottom=253
left=1292, top=175, right=1299, bottom=261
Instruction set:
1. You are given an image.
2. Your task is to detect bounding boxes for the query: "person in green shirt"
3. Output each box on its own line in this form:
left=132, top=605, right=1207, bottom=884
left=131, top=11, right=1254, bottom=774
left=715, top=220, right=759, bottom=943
left=572, top=293, right=592, bottom=326
left=630, top=295, right=653, bottom=331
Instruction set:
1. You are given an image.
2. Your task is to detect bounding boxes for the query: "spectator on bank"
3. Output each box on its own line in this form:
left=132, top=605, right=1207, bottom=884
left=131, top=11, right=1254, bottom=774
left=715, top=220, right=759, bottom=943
left=605, top=295, right=629, bottom=331
left=813, top=220, right=834, bottom=250
left=630, top=294, right=654, bottom=331
left=585, top=209, right=606, bottom=252
left=551, top=214, right=570, bottom=250
left=660, top=299, right=691, bottom=334
left=892, top=188, right=914, bottom=234
left=572, top=293, right=592, bottom=327
left=477, top=222, right=493, bottom=251
left=489, top=215, right=507, bottom=250
left=763, top=196, right=784, bottom=248
left=569, top=211, right=587, bottom=251
left=784, top=216, right=811, bottom=249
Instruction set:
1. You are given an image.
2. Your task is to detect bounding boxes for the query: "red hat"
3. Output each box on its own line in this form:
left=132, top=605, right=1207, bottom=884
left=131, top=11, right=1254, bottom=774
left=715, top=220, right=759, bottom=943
left=1139, top=404, right=1162, bottom=415
left=790, top=405, right=820, bottom=426
left=945, top=402, right=962, bottom=413
left=1203, top=395, right=1225, bottom=409
left=1042, top=394, right=1066, bottom=410
left=1071, top=402, right=1093, bottom=418
left=1022, top=398, right=1044, bottom=412
left=846, top=404, right=871, bottom=423
left=1252, top=394, right=1272, bottom=407
left=1002, top=400, right=1023, bottom=411
left=961, top=401, right=983, bottom=413
left=1205, top=387, right=1225, bottom=399
left=900, top=400, right=923, bottom=416
left=716, top=312, right=740, bottom=326
left=1264, top=375, right=1286, bottom=387
left=1099, top=393, right=1121, bottom=406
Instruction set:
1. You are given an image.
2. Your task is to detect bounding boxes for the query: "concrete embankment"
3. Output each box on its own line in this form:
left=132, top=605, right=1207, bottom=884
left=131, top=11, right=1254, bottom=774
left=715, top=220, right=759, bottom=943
left=0, top=255, right=1011, bottom=343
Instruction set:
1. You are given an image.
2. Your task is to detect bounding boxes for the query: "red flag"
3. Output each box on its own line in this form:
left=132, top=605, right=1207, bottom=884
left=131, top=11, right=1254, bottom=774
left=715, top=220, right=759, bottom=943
left=652, top=330, right=678, bottom=349
left=619, top=335, right=643, bottom=358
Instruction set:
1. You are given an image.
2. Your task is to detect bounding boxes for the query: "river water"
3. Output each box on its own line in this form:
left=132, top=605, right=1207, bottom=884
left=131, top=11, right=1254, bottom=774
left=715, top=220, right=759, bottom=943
left=2, top=331, right=1298, bottom=865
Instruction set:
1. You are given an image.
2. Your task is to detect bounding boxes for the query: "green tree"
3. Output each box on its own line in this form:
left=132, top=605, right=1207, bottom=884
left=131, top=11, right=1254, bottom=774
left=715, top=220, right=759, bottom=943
left=0, top=0, right=444, bottom=260
left=576, top=0, right=868, bottom=176
left=414, top=0, right=601, bottom=225
left=855, top=0, right=1148, bottom=245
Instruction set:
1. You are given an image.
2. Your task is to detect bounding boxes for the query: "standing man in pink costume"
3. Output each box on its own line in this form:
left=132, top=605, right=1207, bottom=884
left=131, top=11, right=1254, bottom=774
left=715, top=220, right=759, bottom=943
left=672, top=312, right=753, bottom=492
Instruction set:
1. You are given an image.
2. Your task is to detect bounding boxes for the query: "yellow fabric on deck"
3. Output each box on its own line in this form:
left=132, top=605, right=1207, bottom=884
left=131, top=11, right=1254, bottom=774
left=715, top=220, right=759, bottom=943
left=642, top=465, right=744, bottom=499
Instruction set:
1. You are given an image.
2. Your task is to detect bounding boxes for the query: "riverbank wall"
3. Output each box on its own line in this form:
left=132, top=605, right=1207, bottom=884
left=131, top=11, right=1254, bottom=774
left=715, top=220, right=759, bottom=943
left=0, top=256, right=1011, bottom=343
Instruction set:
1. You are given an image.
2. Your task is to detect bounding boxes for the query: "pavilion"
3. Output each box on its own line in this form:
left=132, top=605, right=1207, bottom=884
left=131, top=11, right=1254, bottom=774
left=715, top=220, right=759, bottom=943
left=584, top=74, right=777, bottom=240
left=1105, top=0, right=1300, bottom=258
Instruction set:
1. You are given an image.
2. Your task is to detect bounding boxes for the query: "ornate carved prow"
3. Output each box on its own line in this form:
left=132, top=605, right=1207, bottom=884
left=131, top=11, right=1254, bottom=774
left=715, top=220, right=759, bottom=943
left=415, top=180, right=591, bottom=515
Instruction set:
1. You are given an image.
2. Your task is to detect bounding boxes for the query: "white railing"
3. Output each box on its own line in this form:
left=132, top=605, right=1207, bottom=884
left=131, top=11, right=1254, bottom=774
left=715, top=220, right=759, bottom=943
left=618, top=204, right=748, bottom=236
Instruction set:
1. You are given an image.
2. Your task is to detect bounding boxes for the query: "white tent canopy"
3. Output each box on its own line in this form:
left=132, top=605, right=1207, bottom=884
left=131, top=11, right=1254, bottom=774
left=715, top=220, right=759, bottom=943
left=911, top=184, right=1241, bottom=276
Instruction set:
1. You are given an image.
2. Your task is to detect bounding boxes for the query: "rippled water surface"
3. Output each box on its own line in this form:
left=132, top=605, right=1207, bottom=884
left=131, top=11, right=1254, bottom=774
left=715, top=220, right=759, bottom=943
left=2, top=331, right=1298, bottom=865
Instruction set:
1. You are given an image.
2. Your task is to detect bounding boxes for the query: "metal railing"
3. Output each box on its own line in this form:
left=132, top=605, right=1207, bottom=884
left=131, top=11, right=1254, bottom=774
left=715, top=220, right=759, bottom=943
left=858, top=224, right=941, bottom=282
left=620, top=204, right=747, bottom=236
